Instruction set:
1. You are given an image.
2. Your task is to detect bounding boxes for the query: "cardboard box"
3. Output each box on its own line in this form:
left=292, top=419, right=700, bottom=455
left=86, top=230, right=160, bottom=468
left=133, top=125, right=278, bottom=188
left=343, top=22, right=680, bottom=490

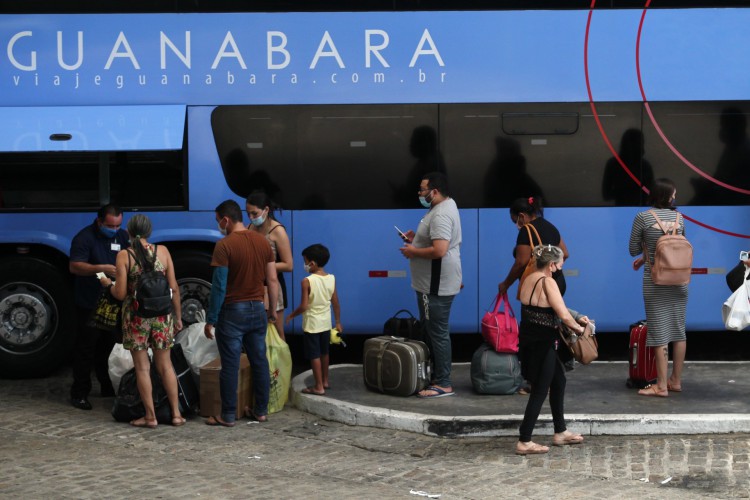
left=199, top=354, right=252, bottom=418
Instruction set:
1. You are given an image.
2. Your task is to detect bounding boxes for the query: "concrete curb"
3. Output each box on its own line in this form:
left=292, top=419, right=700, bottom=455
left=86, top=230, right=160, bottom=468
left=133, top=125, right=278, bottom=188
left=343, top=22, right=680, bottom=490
left=292, top=364, right=750, bottom=437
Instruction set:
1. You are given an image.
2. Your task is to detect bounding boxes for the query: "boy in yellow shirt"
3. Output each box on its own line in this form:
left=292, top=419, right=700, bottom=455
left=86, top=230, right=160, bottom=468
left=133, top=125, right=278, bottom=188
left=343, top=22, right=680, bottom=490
left=286, top=244, right=342, bottom=395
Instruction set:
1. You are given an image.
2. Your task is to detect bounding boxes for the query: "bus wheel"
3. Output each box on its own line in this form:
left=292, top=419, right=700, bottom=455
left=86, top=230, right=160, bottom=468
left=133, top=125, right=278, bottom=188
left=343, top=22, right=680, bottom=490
left=0, top=258, right=75, bottom=378
left=173, top=250, right=212, bottom=325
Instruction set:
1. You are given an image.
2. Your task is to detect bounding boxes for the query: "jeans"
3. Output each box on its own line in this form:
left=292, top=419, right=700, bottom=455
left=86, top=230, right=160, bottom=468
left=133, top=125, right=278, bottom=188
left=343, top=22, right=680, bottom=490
left=215, top=301, right=269, bottom=423
left=416, top=292, right=455, bottom=387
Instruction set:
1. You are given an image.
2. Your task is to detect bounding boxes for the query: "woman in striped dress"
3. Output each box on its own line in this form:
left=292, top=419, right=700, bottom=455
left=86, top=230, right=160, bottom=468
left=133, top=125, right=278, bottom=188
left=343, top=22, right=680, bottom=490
left=629, top=178, right=688, bottom=397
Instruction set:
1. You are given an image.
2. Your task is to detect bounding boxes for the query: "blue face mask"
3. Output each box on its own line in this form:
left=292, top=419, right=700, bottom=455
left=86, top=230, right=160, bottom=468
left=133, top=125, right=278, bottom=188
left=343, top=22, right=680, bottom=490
left=419, top=189, right=433, bottom=208
left=250, top=211, right=266, bottom=227
left=100, top=226, right=118, bottom=238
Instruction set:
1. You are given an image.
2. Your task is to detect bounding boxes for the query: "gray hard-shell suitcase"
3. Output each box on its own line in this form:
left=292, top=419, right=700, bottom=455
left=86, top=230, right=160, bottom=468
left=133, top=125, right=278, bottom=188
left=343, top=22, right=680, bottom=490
left=470, top=342, right=523, bottom=395
left=363, top=336, right=431, bottom=396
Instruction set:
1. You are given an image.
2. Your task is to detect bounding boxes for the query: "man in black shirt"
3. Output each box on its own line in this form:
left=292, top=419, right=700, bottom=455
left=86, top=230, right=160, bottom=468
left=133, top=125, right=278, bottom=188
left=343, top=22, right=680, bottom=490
left=69, top=204, right=130, bottom=410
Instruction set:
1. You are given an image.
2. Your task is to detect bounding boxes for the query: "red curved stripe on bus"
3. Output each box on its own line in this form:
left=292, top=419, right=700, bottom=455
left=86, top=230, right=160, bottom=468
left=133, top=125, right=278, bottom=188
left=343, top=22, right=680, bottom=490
left=586, top=0, right=750, bottom=239
left=636, top=4, right=750, bottom=196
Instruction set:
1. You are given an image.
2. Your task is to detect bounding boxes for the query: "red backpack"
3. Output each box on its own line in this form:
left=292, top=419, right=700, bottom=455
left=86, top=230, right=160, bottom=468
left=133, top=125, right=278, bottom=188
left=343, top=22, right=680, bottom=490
left=644, top=210, right=693, bottom=286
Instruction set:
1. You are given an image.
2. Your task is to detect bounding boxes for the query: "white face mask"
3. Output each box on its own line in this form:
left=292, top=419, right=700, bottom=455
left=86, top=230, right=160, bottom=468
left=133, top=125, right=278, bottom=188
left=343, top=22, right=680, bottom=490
left=218, top=219, right=228, bottom=235
left=303, top=263, right=311, bottom=273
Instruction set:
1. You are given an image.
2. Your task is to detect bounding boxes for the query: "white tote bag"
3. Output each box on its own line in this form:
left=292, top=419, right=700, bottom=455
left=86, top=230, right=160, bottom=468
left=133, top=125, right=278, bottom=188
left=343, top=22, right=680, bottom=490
left=722, top=267, right=750, bottom=331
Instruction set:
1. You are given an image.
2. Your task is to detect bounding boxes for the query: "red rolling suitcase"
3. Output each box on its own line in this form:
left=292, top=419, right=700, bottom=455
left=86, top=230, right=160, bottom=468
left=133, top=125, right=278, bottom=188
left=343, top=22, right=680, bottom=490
left=626, top=321, right=657, bottom=388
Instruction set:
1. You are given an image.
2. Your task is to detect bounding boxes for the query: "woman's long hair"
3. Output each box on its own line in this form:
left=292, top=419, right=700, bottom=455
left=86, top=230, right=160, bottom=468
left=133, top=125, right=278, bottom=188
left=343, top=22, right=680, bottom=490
left=127, top=214, right=154, bottom=267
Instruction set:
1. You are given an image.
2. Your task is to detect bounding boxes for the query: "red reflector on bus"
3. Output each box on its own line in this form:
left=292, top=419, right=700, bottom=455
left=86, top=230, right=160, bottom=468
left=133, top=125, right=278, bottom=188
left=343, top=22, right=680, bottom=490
left=369, top=270, right=388, bottom=278
left=691, top=268, right=707, bottom=275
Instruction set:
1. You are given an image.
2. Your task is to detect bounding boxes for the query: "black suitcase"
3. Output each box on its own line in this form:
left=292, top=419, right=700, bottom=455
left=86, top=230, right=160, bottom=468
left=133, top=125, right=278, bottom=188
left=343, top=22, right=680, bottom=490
left=363, top=336, right=431, bottom=396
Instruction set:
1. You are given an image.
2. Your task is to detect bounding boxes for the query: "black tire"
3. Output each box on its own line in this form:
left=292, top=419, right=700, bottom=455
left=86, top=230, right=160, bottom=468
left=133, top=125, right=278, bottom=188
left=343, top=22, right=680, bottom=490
left=172, top=249, right=213, bottom=325
left=0, top=257, right=75, bottom=378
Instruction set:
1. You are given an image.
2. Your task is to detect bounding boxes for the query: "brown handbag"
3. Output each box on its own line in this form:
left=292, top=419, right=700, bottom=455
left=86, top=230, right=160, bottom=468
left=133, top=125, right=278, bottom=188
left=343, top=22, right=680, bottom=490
left=516, top=223, right=543, bottom=300
left=559, top=322, right=598, bottom=365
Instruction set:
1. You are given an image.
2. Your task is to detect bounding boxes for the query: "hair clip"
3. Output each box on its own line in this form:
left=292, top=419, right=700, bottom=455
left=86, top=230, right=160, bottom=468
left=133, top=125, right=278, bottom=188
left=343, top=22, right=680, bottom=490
left=528, top=196, right=534, bottom=205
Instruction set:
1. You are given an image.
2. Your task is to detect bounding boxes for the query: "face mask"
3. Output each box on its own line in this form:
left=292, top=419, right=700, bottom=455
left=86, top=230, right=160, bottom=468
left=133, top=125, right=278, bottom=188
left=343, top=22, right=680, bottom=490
left=303, top=263, right=311, bottom=273
left=419, top=190, right=433, bottom=208
left=100, top=226, right=117, bottom=238
left=250, top=210, right=266, bottom=227
left=218, top=219, right=228, bottom=236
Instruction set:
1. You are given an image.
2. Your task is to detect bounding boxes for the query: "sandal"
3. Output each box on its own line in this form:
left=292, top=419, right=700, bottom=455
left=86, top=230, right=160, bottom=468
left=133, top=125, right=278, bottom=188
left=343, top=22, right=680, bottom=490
left=638, top=384, right=668, bottom=397
left=667, top=381, right=682, bottom=392
left=205, top=416, right=235, bottom=427
left=515, top=441, right=549, bottom=455
left=244, top=406, right=268, bottom=422
left=552, top=431, right=584, bottom=446
left=171, top=417, right=186, bottom=427
left=130, top=418, right=158, bottom=429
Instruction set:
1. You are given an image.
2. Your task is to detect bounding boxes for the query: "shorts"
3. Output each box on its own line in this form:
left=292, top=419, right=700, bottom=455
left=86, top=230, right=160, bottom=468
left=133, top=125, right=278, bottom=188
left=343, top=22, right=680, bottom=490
left=122, top=311, right=175, bottom=351
left=303, top=330, right=330, bottom=360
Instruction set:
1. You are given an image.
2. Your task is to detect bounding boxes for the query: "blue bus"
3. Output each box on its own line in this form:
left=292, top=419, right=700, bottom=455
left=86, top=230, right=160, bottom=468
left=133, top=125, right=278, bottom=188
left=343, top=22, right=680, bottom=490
left=2, top=2, right=750, bottom=376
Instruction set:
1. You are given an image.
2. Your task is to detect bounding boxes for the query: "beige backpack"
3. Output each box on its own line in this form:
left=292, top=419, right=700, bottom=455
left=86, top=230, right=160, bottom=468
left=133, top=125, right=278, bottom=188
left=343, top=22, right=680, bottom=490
left=644, top=210, right=693, bottom=286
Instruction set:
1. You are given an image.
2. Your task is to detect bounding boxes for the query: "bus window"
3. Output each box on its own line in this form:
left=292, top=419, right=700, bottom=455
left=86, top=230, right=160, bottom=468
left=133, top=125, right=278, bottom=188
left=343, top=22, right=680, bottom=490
left=211, top=104, right=439, bottom=209
left=0, top=150, right=186, bottom=211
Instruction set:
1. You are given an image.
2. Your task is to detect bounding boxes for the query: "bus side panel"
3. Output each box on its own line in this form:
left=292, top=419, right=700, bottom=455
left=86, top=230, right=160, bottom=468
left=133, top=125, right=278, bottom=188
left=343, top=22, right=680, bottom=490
left=531, top=207, right=749, bottom=332
left=187, top=106, right=237, bottom=212
left=289, top=209, right=478, bottom=335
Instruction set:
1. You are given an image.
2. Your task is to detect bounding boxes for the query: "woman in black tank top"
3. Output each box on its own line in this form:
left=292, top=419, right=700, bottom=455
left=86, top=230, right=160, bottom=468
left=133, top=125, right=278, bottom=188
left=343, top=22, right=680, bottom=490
left=515, top=244, right=588, bottom=456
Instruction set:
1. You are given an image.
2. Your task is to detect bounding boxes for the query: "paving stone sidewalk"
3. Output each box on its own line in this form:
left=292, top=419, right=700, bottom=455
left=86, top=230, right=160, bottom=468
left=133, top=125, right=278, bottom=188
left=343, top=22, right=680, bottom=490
left=1, top=369, right=748, bottom=499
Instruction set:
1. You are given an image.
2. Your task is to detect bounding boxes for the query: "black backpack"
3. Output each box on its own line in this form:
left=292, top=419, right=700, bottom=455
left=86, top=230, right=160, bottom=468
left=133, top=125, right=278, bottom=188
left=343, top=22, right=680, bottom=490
left=128, top=245, right=173, bottom=318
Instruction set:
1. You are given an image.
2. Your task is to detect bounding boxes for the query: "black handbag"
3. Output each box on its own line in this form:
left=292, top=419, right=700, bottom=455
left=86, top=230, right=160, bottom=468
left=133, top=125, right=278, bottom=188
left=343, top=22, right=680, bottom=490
left=88, top=288, right=122, bottom=332
left=726, top=261, right=750, bottom=292
left=383, top=309, right=423, bottom=341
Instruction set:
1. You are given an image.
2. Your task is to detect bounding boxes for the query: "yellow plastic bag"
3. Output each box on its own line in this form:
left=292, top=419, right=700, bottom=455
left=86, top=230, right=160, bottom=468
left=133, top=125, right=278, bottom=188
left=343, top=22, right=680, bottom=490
left=266, top=323, right=292, bottom=413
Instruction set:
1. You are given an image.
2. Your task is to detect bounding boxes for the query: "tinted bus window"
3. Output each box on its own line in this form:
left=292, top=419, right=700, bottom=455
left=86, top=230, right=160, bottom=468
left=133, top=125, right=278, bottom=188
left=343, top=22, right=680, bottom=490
left=441, top=102, right=647, bottom=207
left=0, top=151, right=185, bottom=211
left=642, top=101, right=750, bottom=206
left=212, top=105, right=439, bottom=209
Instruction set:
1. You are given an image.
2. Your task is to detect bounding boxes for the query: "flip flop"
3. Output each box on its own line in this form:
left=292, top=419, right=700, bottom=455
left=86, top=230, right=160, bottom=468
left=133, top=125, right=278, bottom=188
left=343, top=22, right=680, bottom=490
left=417, top=386, right=455, bottom=398
left=205, top=416, right=235, bottom=427
left=667, top=382, right=682, bottom=392
left=171, top=417, right=186, bottom=427
left=244, top=407, right=268, bottom=422
left=301, top=387, right=325, bottom=396
left=516, top=442, right=549, bottom=455
left=638, top=384, right=668, bottom=397
left=130, top=418, right=158, bottom=429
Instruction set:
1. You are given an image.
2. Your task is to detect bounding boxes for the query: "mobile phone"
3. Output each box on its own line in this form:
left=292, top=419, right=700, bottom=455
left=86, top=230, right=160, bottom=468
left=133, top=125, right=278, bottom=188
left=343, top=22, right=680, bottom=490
left=95, top=272, right=106, bottom=279
left=394, top=225, right=408, bottom=241
left=741, top=251, right=749, bottom=261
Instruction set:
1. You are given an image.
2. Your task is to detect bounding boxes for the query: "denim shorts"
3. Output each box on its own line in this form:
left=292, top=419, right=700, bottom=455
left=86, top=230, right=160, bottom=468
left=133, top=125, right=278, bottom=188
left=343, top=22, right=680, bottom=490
left=303, top=330, right=330, bottom=360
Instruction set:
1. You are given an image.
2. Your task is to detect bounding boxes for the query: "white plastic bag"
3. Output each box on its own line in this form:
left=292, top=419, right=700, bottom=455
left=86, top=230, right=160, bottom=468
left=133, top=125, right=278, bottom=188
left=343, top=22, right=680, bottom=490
left=108, top=344, right=152, bottom=393
left=722, top=270, right=750, bottom=331
left=175, top=319, right=219, bottom=387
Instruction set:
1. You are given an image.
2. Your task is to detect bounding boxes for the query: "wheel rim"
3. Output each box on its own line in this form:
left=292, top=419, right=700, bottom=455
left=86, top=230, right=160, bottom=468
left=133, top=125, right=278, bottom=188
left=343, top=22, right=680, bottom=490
left=178, top=277, right=210, bottom=325
left=0, top=281, right=58, bottom=355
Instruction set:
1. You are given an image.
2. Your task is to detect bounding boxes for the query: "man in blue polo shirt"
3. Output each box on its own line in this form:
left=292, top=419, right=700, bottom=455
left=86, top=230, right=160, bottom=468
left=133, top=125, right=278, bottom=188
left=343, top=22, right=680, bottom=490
left=69, top=204, right=130, bottom=410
